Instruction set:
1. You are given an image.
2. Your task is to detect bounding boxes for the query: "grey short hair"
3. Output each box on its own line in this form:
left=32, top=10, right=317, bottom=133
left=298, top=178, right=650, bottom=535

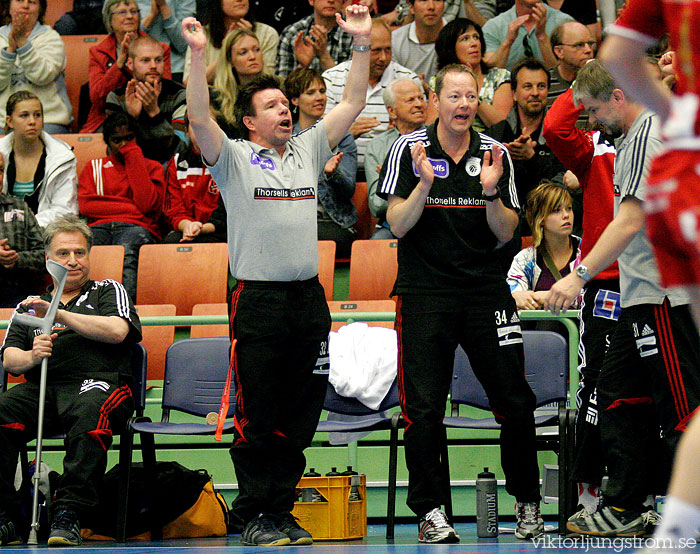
left=382, top=78, right=421, bottom=108
left=102, top=0, right=139, bottom=35
left=43, top=216, right=93, bottom=252
left=572, top=59, right=616, bottom=105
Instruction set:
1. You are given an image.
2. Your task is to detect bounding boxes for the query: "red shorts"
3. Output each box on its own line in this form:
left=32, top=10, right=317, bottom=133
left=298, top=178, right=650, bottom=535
left=645, top=149, right=700, bottom=287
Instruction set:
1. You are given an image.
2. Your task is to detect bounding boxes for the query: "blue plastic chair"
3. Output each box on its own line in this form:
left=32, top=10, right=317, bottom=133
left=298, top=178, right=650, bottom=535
left=315, top=379, right=404, bottom=539
left=441, top=330, right=576, bottom=533
left=122, top=337, right=234, bottom=539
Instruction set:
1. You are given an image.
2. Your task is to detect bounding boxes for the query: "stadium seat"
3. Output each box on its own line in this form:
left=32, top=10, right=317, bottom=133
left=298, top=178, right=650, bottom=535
left=61, top=35, right=108, bottom=132
left=45, top=0, right=74, bottom=28
left=348, top=239, right=398, bottom=301
left=352, top=182, right=378, bottom=240
left=134, top=304, right=176, bottom=381
left=55, top=133, right=107, bottom=177
left=318, top=240, right=336, bottom=300
left=136, top=243, right=229, bottom=316
left=89, top=245, right=125, bottom=283
left=190, top=303, right=229, bottom=338
left=328, top=299, right=395, bottom=332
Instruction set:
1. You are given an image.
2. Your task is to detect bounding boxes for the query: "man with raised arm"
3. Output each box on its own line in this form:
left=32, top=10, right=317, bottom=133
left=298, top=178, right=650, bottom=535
left=378, top=63, right=543, bottom=543
left=180, top=6, right=371, bottom=547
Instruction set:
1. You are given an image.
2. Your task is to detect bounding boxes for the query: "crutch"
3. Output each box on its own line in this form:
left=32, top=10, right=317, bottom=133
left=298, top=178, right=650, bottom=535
left=11, top=259, right=69, bottom=545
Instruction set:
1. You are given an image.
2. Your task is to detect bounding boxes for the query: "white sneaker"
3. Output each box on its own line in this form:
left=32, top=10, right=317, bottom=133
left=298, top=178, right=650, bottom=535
left=418, top=508, right=460, bottom=543
left=642, top=509, right=662, bottom=535
left=515, top=502, right=544, bottom=539
left=568, top=505, right=597, bottom=522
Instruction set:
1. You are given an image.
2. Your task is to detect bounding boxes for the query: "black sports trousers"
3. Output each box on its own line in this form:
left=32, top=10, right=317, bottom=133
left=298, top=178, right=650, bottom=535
left=572, top=280, right=620, bottom=485
left=0, top=378, right=133, bottom=522
left=228, top=277, right=331, bottom=525
left=396, top=291, right=541, bottom=517
left=598, top=299, right=700, bottom=510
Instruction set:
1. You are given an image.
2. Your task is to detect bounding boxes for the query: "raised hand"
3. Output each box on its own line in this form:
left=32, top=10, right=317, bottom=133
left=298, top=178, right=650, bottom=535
left=117, top=31, right=136, bottom=69
left=294, top=31, right=315, bottom=68
left=531, top=3, right=548, bottom=38
left=324, top=152, right=344, bottom=176
left=481, top=144, right=503, bottom=194
left=506, top=15, right=529, bottom=43
left=335, top=4, right=371, bottom=39
left=349, top=116, right=380, bottom=138
left=125, top=79, right=143, bottom=118
left=135, top=80, right=161, bottom=117
left=182, top=17, right=207, bottom=52
left=411, top=141, right=434, bottom=188
left=309, top=24, right=329, bottom=56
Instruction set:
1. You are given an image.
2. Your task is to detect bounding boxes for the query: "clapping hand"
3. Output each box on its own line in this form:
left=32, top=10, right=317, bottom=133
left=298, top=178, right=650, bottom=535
left=411, top=141, right=434, bottom=190
left=480, top=145, right=503, bottom=194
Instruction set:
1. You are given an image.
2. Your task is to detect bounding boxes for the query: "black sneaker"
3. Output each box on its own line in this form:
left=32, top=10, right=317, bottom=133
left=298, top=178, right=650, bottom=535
left=48, top=506, right=82, bottom=546
left=567, top=505, right=644, bottom=537
left=0, top=511, right=21, bottom=546
left=276, top=513, right=313, bottom=545
left=240, top=513, right=291, bottom=546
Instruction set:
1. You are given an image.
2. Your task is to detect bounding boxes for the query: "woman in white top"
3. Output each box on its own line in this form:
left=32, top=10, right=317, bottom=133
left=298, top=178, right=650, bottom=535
left=508, top=182, right=581, bottom=311
left=0, top=90, right=77, bottom=227
left=183, top=0, right=278, bottom=83
left=0, top=0, right=71, bottom=133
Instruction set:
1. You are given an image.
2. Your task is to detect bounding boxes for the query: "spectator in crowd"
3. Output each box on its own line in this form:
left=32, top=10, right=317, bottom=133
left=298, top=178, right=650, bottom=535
left=486, top=58, right=565, bottom=228
left=0, top=0, right=72, bottom=133
left=365, top=78, right=426, bottom=239
left=106, top=35, right=186, bottom=163
left=391, top=0, right=444, bottom=83
left=547, top=0, right=599, bottom=42
left=0, top=215, right=141, bottom=547
left=0, top=152, right=46, bottom=308
left=429, top=17, right=512, bottom=132
left=546, top=60, right=700, bottom=538
left=211, top=28, right=266, bottom=134
left=163, top=112, right=223, bottom=243
left=482, top=0, right=574, bottom=71
left=275, top=0, right=352, bottom=79
left=181, top=3, right=372, bottom=545
left=542, top=83, right=619, bottom=521
left=285, top=67, right=358, bottom=258
left=379, top=64, right=543, bottom=543
left=78, top=112, right=165, bottom=301
left=54, top=0, right=106, bottom=35
left=250, top=0, right=312, bottom=34
left=548, top=21, right=595, bottom=109
left=508, top=181, right=580, bottom=310
left=384, top=0, right=507, bottom=27
left=137, top=0, right=196, bottom=83
left=82, top=0, right=172, bottom=133
left=323, top=18, right=420, bottom=167
left=184, top=0, right=278, bottom=83
left=0, top=91, right=78, bottom=228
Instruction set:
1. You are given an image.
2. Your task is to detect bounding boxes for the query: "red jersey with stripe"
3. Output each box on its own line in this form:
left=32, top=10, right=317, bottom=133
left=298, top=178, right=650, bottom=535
left=614, top=0, right=700, bottom=135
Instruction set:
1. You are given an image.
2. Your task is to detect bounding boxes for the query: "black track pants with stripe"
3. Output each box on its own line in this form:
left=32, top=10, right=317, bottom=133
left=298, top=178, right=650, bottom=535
left=396, top=292, right=541, bottom=517
left=598, top=300, right=700, bottom=510
left=228, top=278, right=330, bottom=526
left=0, top=378, right=133, bottom=522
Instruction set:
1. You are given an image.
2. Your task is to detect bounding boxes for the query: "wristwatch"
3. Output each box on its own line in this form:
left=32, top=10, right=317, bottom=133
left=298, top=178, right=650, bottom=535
left=575, top=264, right=591, bottom=282
left=481, top=187, right=500, bottom=202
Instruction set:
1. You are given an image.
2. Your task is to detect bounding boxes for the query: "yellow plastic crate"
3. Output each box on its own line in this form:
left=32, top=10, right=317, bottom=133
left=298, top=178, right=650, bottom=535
left=292, top=475, right=367, bottom=540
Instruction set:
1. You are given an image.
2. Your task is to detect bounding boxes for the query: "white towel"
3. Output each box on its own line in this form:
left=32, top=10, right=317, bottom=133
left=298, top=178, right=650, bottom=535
left=329, top=322, right=397, bottom=410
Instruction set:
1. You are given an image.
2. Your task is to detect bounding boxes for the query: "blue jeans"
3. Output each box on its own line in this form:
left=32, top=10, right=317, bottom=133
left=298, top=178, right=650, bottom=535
left=90, top=222, right=158, bottom=301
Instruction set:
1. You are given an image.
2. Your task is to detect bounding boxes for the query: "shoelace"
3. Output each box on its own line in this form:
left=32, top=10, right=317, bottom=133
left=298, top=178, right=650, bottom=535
left=254, top=515, right=280, bottom=534
left=52, top=509, right=78, bottom=530
left=518, top=503, right=540, bottom=523
left=642, top=511, right=661, bottom=525
left=426, top=508, right=450, bottom=528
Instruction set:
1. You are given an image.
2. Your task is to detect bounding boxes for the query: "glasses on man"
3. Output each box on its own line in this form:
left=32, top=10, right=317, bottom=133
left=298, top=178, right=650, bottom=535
left=112, top=8, right=140, bottom=17
left=522, top=35, right=534, bottom=58
left=561, top=40, right=597, bottom=50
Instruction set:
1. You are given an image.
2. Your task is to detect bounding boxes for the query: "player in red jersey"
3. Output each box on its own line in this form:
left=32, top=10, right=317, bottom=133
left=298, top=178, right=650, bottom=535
left=600, top=2, right=700, bottom=550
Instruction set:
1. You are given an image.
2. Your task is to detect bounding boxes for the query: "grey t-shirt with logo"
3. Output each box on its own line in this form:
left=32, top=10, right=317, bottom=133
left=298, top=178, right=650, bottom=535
left=206, top=122, right=332, bottom=281
left=614, top=109, right=689, bottom=308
